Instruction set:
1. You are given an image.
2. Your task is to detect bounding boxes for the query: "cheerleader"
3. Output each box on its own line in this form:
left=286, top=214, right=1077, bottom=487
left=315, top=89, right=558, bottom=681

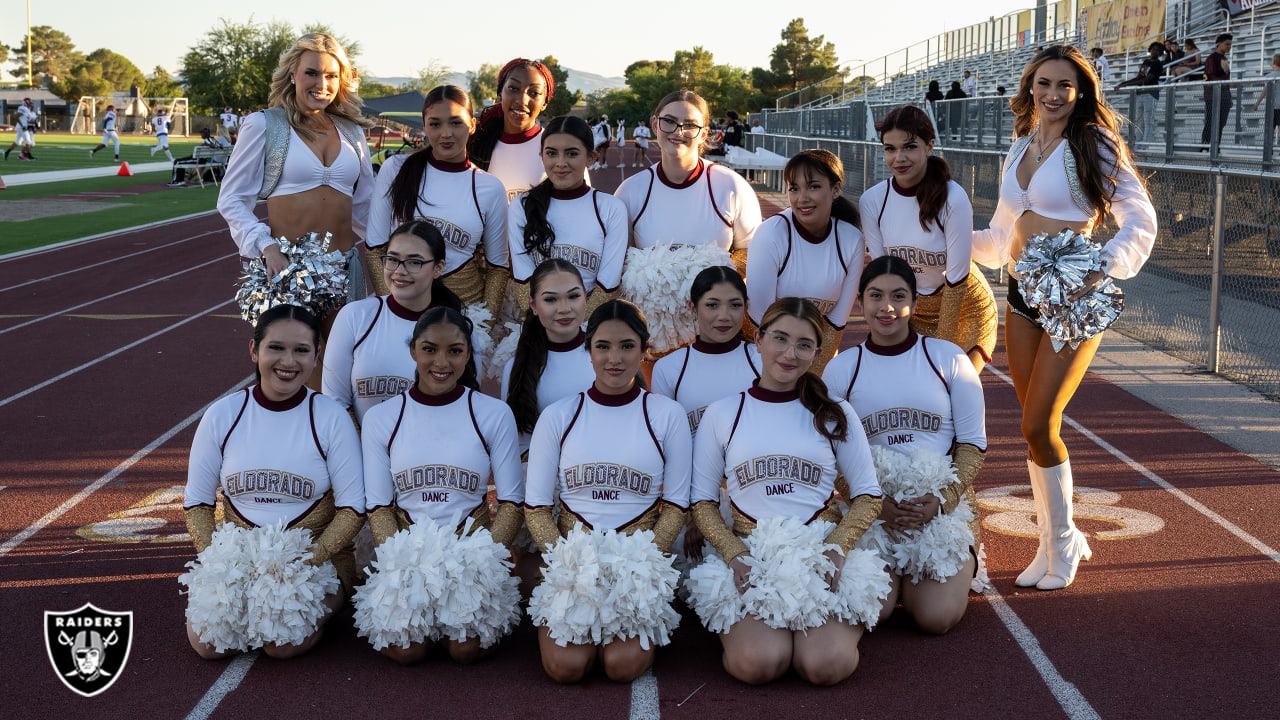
left=358, top=306, right=523, bottom=664
left=182, top=304, right=365, bottom=660
left=823, top=257, right=986, bottom=632
left=688, top=298, right=885, bottom=686
left=614, top=89, right=761, bottom=355
left=501, top=259, right=594, bottom=456
left=525, top=300, right=691, bottom=683
left=651, top=266, right=760, bottom=434
left=745, top=149, right=863, bottom=373
left=322, top=221, right=469, bottom=426
left=973, top=46, right=1155, bottom=590
left=366, top=85, right=509, bottom=311
left=860, top=104, right=997, bottom=372
left=469, top=58, right=557, bottom=197
left=508, top=116, right=627, bottom=314
left=217, top=33, right=374, bottom=298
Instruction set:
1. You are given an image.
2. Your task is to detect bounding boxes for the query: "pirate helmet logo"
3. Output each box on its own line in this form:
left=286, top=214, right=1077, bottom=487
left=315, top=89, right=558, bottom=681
left=44, top=603, right=133, bottom=697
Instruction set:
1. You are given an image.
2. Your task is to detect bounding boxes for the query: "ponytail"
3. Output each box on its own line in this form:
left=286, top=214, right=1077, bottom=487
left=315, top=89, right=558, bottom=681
left=915, top=155, right=952, bottom=232
left=469, top=106, right=504, bottom=172
left=506, top=309, right=550, bottom=433
left=831, top=196, right=861, bottom=229
left=521, top=178, right=557, bottom=259
left=389, top=148, right=433, bottom=225
left=797, top=372, right=848, bottom=443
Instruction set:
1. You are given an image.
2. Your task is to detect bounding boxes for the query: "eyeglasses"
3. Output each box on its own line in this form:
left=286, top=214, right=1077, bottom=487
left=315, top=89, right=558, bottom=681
left=380, top=255, right=437, bottom=273
left=656, top=116, right=705, bottom=135
left=763, top=331, right=817, bottom=359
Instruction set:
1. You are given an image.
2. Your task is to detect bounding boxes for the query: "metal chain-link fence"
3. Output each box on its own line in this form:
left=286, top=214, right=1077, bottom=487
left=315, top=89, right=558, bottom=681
left=744, top=133, right=1280, bottom=400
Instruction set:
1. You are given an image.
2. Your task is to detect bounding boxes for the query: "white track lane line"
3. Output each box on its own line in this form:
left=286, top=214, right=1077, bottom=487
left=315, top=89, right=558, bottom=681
left=0, top=299, right=233, bottom=409
left=0, top=209, right=224, bottom=263
left=983, top=588, right=1103, bottom=720
left=0, top=375, right=253, bottom=559
left=0, top=253, right=236, bottom=336
left=986, top=365, right=1280, bottom=565
left=0, top=229, right=223, bottom=294
left=630, top=669, right=661, bottom=720
left=185, top=651, right=259, bottom=720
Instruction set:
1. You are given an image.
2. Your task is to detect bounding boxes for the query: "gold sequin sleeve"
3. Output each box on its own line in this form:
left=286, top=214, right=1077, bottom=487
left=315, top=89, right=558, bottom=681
left=525, top=505, right=560, bottom=553
left=945, top=442, right=985, bottom=515
left=730, top=247, right=749, bottom=275
left=368, top=506, right=402, bottom=546
left=306, top=507, right=365, bottom=566
left=584, top=285, right=617, bottom=318
left=484, top=265, right=512, bottom=317
left=651, top=501, right=689, bottom=554
left=692, top=501, right=749, bottom=563
left=364, top=247, right=389, bottom=296
left=184, top=505, right=216, bottom=553
left=824, top=494, right=881, bottom=553
left=490, top=501, right=524, bottom=549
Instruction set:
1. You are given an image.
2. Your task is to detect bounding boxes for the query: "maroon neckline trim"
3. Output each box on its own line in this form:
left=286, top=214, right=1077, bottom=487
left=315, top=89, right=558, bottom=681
left=693, top=336, right=742, bottom=355
left=387, top=295, right=428, bottom=321
left=552, top=185, right=591, bottom=200
left=865, top=329, right=919, bottom=356
left=657, top=159, right=705, bottom=189
left=891, top=176, right=921, bottom=197
left=748, top=382, right=798, bottom=403
left=253, top=385, right=307, bottom=411
left=500, top=126, right=542, bottom=144
left=588, top=383, right=642, bottom=406
left=793, top=216, right=831, bottom=244
left=548, top=330, right=587, bottom=352
left=428, top=155, right=471, bottom=173
left=409, top=384, right=465, bottom=406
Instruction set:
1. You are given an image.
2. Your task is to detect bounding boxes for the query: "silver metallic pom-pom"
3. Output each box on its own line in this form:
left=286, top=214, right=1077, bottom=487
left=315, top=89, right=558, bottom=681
left=235, top=232, right=350, bottom=325
left=1015, top=229, right=1124, bottom=352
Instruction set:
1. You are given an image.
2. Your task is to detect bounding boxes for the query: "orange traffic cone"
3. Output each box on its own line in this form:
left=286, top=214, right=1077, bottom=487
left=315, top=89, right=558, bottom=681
left=117, top=162, right=132, bottom=177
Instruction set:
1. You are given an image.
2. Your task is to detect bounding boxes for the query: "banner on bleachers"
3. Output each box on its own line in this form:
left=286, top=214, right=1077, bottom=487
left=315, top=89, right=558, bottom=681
left=1220, top=0, right=1277, bottom=15
left=1083, top=0, right=1166, bottom=55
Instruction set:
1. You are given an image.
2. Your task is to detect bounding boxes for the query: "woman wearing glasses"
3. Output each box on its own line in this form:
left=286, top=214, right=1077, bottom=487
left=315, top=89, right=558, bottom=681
left=615, top=90, right=762, bottom=354
left=366, top=85, right=509, bottom=312
left=688, top=297, right=885, bottom=686
left=323, top=221, right=480, bottom=427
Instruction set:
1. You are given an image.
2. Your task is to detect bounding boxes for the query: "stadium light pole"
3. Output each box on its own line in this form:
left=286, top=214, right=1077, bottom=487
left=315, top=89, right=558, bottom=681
left=27, top=0, right=34, bottom=87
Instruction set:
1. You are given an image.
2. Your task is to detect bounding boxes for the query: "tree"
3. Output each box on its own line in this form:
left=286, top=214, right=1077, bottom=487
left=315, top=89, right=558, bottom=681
left=179, top=19, right=295, bottom=114
left=145, top=67, right=185, bottom=99
left=540, top=55, right=581, bottom=119
left=360, top=81, right=396, bottom=99
left=84, top=49, right=145, bottom=92
left=401, top=60, right=451, bottom=93
left=467, top=63, right=502, bottom=109
left=751, top=18, right=841, bottom=103
left=8, top=26, right=82, bottom=86
left=49, top=62, right=111, bottom=101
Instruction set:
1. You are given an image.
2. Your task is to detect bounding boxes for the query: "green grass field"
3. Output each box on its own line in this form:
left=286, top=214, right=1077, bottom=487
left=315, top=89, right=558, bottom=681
left=0, top=136, right=221, bottom=254
left=1, top=131, right=204, bottom=174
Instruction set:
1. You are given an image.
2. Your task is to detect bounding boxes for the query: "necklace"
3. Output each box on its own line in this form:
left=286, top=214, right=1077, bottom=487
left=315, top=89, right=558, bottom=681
left=1033, top=134, right=1060, bottom=163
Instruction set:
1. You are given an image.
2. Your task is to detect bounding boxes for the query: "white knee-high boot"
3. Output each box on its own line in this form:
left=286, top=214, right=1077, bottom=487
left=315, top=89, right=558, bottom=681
left=1036, top=458, right=1092, bottom=590
left=1015, top=459, right=1051, bottom=587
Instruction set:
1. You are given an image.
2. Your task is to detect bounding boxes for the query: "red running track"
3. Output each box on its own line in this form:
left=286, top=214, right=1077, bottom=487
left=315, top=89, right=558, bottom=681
left=1, top=158, right=1278, bottom=719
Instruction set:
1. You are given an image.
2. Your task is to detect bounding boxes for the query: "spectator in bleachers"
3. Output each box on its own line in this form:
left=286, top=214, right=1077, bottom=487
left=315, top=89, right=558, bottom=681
left=1201, top=33, right=1233, bottom=148
left=961, top=70, right=976, bottom=98
left=996, top=86, right=1007, bottom=96
left=1116, top=41, right=1166, bottom=144
left=925, top=80, right=944, bottom=126
left=1171, top=39, right=1202, bottom=80
left=944, top=81, right=966, bottom=139
left=1089, top=48, right=1110, bottom=83
left=1251, top=53, right=1280, bottom=144
left=972, top=45, right=1156, bottom=592
left=1164, top=38, right=1184, bottom=65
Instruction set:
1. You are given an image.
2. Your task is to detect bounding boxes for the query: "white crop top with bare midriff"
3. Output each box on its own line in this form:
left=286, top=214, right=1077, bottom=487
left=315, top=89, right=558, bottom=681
left=1000, top=139, right=1092, bottom=224
left=270, top=127, right=361, bottom=198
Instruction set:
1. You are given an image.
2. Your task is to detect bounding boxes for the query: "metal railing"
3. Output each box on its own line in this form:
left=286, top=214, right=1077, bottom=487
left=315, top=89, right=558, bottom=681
left=743, top=132, right=1280, bottom=400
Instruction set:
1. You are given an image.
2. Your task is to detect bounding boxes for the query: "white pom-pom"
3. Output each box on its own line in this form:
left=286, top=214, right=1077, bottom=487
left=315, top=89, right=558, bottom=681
left=179, top=525, right=251, bottom=653
left=530, top=527, right=679, bottom=649
left=867, top=446, right=974, bottom=583
left=486, top=322, right=522, bottom=384
left=463, top=303, right=497, bottom=373
left=829, top=547, right=894, bottom=628
left=238, top=524, right=339, bottom=648
left=352, top=522, right=452, bottom=650
left=621, top=244, right=732, bottom=353
left=684, top=553, right=745, bottom=634
left=432, top=520, right=520, bottom=649
left=970, top=542, right=992, bottom=594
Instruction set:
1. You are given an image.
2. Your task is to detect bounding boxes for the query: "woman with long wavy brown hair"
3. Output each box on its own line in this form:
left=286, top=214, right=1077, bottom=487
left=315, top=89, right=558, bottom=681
left=973, top=45, right=1156, bottom=591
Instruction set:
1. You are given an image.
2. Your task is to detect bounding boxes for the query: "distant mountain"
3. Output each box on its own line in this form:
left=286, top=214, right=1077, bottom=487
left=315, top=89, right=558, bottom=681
left=368, top=68, right=626, bottom=97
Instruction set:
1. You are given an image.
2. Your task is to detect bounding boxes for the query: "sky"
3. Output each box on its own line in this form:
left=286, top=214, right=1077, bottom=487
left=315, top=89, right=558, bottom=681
left=3, top=1, right=1030, bottom=84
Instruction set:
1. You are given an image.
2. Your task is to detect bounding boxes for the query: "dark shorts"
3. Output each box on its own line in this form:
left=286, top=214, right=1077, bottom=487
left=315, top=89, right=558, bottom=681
left=1007, top=274, right=1044, bottom=330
